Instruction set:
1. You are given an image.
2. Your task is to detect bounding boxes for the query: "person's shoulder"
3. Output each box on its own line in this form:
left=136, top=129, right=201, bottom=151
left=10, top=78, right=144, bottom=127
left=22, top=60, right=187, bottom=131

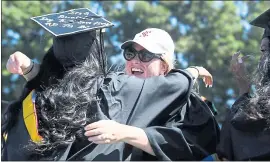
left=168, top=68, right=192, bottom=75
left=228, top=93, right=267, bottom=132
left=167, top=68, right=193, bottom=81
left=165, top=69, right=193, bottom=87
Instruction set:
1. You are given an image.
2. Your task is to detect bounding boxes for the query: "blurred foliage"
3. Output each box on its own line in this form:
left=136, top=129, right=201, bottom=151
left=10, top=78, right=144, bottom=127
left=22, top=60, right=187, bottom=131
left=1, top=1, right=270, bottom=122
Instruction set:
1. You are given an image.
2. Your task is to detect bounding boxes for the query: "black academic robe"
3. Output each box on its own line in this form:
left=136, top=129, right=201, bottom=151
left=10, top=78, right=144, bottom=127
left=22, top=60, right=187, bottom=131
left=63, top=69, right=219, bottom=161
left=217, top=93, right=270, bottom=160
left=2, top=69, right=219, bottom=161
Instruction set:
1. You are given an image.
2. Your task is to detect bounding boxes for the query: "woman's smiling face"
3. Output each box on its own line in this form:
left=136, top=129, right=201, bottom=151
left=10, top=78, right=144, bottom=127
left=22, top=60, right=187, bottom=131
left=125, top=43, right=167, bottom=78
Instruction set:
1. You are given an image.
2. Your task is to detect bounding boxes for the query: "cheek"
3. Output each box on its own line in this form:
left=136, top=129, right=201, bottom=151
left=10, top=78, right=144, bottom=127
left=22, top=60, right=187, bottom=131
left=125, top=61, right=132, bottom=75
left=145, top=61, right=162, bottom=75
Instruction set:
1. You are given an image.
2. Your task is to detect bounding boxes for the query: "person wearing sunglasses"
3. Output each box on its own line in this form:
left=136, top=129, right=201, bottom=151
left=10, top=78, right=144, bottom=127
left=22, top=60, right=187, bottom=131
left=5, top=28, right=218, bottom=161
left=120, top=28, right=213, bottom=86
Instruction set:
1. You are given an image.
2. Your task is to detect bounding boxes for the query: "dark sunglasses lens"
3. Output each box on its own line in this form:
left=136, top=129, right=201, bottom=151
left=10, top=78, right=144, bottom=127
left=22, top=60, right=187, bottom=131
left=124, top=49, right=136, bottom=61
left=139, top=51, right=155, bottom=62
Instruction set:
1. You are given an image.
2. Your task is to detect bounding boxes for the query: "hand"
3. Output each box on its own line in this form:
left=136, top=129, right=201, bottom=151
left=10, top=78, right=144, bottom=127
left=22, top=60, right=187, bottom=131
left=230, top=52, right=250, bottom=81
left=6, top=51, right=31, bottom=75
left=84, top=120, right=125, bottom=144
left=196, top=67, right=213, bottom=88
left=230, top=52, right=251, bottom=95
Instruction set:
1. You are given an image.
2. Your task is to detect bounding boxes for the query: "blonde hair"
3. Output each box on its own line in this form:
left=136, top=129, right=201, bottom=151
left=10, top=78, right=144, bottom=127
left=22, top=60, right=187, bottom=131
left=161, top=52, right=175, bottom=74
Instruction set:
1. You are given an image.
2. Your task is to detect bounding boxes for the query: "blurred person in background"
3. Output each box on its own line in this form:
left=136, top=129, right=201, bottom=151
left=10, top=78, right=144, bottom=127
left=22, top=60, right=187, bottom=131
left=217, top=9, right=270, bottom=161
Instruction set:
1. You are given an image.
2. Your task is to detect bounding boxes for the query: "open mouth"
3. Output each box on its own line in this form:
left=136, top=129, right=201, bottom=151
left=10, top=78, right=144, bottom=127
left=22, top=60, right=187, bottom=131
left=131, top=67, right=144, bottom=75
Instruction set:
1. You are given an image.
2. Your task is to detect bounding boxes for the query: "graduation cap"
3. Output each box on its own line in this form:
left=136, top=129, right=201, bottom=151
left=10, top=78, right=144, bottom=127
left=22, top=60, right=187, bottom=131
left=31, top=8, right=113, bottom=69
left=250, top=9, right=270, bottom=38
left=31, top=8, right=113, bottom=37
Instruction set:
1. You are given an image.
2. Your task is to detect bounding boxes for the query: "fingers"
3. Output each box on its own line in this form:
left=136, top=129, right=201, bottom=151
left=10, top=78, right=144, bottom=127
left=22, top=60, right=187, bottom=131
left=87, top=133, right=116, bottom=144
left=234, top=51, right=241, bottom=58
left=14, top=54, right=23, bottom=67
left=204, top=73, right=213, bottom=88
left=93, top=139, right=112, bottom=144
left=232, top=51, right=241, bottom=61
left=196, top=67, right=213, bottom=88
left=14, top=56, right=24, bottom=75
left=87, top=134, right=107, bottom=141
left=207, top=76, right=213, bottom=87
left=84, top=121, right=103, bottom=131
left=238, top=57, right=243, bottom=63
left=6, top=55, right=21, bottom=75
left=88, top=135, right=106, bottom=144
left=231, top=51, right=243, bottom=68
left=89, top=136, right=113, bottom=144
left=6, top=52, right=25, bottom=75
left=232, top=52, right=251, bottom=65
left=242, top=55, right=251, bottom=61
left=84, top=120, right=120, bottom=144
left=203, top=76, right=213, bottom=88
left=84, top=128, right=103, bottom=137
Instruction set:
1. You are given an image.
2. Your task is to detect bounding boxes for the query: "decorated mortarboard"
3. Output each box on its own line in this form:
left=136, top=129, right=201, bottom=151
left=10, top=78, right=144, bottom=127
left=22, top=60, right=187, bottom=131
left=30, top=8, right=113, bottom=68
left=250, top=9, right=270, bottom=38
left=31, top=8, right=113, bottom=37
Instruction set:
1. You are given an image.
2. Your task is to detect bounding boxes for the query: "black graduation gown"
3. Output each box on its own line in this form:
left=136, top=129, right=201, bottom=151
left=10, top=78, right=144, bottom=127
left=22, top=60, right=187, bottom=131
left=2, top=101, right=40, bottom=160
left=2, top=69, right=219, bottom=161
left=217, top=93, right=270, bottom=160
left=64, top=69, right=219, bottom=161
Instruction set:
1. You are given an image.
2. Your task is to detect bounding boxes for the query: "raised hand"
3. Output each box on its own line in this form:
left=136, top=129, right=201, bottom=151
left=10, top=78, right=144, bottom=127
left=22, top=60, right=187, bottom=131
left=6, top=51, right=31, bottom=75
left=230, top=51, right=251, bottom=95
left=230, top=51, right=250, bottom=81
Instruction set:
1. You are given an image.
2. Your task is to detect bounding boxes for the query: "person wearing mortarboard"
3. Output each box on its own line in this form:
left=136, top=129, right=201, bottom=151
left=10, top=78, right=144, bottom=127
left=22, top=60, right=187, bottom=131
left=1, top=8, right=113, bottom=160
left=217, top=9, right=270, bottom=160
left=2, top=9, right=219, bottom=161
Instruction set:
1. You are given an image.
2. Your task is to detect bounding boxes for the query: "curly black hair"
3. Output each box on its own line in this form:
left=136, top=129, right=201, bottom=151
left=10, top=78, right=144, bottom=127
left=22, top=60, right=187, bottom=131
left=29, top=55, right=104, bottom=155
left=2, top=30, right=107, bottom=159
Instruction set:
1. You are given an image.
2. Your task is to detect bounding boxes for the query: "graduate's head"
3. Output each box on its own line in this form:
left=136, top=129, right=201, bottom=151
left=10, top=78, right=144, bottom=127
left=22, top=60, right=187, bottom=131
left=250, top=9, right=270, bottom=86
left=121, top=28, right=175, bottom=78
left=52, top=30, right=98, bottom=68
left=23, top=9, right=114, bottom=155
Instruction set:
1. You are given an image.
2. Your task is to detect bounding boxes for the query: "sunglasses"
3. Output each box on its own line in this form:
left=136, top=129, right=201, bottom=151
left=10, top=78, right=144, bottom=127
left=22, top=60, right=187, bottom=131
left=123, top=47, right=164, bottom=62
